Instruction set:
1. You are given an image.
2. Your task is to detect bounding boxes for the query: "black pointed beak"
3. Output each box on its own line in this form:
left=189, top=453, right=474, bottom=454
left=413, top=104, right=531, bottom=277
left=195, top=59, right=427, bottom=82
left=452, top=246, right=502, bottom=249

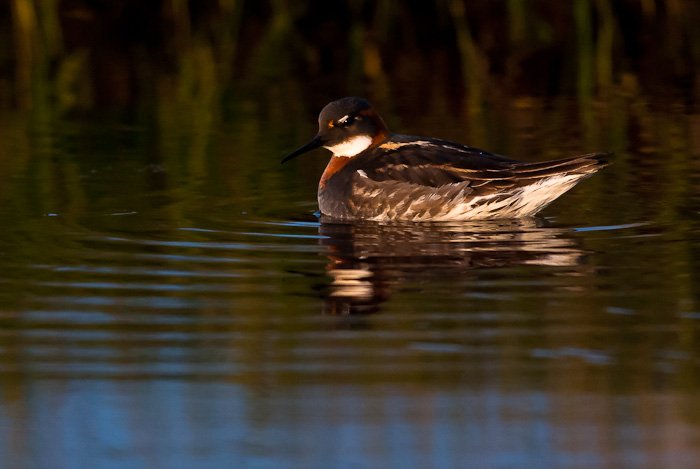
left=281, top=135, right=324, bottom=163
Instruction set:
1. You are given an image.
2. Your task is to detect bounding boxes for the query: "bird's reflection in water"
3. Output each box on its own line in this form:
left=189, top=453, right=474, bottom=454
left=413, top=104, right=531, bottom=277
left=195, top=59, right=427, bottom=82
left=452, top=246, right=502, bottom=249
left=319, top=216, right=585, bottom=315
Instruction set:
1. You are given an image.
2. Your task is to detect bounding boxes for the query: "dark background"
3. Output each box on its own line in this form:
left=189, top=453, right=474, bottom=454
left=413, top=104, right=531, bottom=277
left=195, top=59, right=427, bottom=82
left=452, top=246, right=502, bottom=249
left=2, top=0, right=699, bottom=114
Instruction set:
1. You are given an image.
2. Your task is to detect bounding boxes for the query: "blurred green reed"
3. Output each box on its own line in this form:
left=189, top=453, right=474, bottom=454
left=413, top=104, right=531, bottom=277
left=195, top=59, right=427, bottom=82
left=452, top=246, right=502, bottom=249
left=2, top=0, right=699, bottom=113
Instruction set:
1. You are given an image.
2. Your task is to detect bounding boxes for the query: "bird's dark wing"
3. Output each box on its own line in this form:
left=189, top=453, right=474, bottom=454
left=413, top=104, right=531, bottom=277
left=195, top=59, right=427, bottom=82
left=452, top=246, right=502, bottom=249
left=352, top=137, right=513, bottom=188
left=355, top=136, right=608, bottom=192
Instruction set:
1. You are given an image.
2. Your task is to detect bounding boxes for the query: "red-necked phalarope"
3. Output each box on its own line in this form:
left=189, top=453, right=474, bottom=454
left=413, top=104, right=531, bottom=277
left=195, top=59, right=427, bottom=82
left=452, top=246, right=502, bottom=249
left=282, top=97, right=608, bottom=221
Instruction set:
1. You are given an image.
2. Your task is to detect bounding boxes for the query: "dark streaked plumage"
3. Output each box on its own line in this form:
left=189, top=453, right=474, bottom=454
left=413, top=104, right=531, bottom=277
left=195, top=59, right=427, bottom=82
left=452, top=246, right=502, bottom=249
left=283, top=97, right=609, bottom=221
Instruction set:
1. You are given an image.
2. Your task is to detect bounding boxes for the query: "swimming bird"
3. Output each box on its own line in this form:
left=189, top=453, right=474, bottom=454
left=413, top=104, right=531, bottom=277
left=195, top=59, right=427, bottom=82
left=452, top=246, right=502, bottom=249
left=282, top=97, right=608, bottom=221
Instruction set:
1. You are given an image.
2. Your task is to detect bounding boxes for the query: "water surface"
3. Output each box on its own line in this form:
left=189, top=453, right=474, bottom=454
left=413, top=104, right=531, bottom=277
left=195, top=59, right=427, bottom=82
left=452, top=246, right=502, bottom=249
left=1, top=103, right=700, bottom=468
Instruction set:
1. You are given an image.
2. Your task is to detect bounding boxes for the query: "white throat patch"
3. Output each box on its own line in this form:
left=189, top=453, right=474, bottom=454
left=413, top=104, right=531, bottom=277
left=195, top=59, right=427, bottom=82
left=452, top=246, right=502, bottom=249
left=324, top=135, right=372, bottom=157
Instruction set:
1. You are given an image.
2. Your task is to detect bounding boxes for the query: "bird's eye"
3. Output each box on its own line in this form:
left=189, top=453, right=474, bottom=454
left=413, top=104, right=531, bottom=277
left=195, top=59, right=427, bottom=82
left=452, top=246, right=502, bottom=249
left=336, top=114, right=360, bottom=127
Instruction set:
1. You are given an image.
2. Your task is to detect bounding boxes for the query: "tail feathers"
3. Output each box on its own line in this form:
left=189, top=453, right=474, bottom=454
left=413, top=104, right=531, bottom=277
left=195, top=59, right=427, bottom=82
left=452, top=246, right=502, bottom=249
left=512, top=153, right=610, bottom=179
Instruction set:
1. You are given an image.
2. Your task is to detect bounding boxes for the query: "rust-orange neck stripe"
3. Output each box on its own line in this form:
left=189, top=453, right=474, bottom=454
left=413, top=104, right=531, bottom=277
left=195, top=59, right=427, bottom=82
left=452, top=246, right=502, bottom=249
left=320, top=156, right=352, bottom=189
